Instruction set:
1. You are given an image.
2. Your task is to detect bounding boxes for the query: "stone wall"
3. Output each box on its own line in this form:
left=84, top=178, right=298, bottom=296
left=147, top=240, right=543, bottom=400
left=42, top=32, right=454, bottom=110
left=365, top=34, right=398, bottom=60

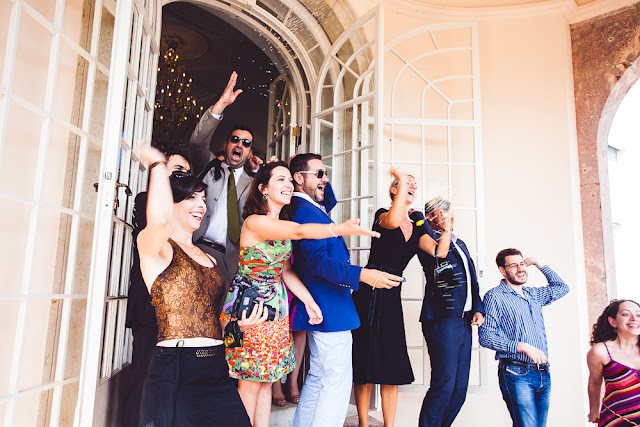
left=571, top=2, right=640, bottom=326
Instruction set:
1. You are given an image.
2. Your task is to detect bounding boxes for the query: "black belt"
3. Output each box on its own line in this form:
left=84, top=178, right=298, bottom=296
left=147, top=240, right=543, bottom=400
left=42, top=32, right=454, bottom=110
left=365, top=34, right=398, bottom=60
left=196, top=238, right=226, bottom=254
left=500, top=358, right=549, bottom=371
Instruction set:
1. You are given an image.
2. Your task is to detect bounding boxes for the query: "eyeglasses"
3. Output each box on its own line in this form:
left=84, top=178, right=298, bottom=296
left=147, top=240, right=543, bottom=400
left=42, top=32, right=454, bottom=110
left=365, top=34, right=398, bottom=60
left=171, top=170, right=192, bottom=178
left=504, top=262, right=527, bottom=269
left=230, top=135, right=252, bottom=148
left=298, top=169, right=328, bottom=179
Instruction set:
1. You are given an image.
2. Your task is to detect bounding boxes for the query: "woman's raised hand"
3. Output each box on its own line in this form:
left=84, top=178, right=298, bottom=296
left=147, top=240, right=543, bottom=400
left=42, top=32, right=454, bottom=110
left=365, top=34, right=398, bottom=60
left=137, top=137, right=166, bottom=167
left=237, top=300, right=269, bottom=332
left=305, top=300, right=324, bottom=325
left=334, top=219, right=381, bottom=238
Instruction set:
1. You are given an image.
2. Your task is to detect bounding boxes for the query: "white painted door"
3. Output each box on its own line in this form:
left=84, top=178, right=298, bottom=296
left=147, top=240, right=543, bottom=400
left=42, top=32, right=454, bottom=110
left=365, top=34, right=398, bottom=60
left=75, top=0, right=162, bottom=425
left=266, top=74, right=298, bottom=161
left=311, top=5, right=384, bottom=269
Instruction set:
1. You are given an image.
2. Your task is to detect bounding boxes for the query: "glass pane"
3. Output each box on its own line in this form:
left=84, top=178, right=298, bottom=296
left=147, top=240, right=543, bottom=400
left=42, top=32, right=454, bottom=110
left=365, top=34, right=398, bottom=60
left=336, top=107, right=353, bottom=153
left=59, top=381, right=79, bottom=424
left=424, top=165, right=449, bottom=200
left=451, top=126, right=475, bottom=164
left=42, top=124, right=82, bottom=210
left=64, top=298, right=87, bottom=379
left=119, top=229, right=133, bottom=296
left=24, top=0, right=56, bottom=23
left=319, top=121, right=333, bottom=158
left=0, top=1, right=12, bottom=82
left=31, top=209, right=72, bottom=294
left=111, top=300, right=124, bottom=370
left=450, top=101, right=474, bottom=121
left=108, top=222, right=124, bottom=297
left=80, top=140, right=101, bottom=215
left=424, top=126, right=448, bottom=163
left=54, top=40, right=89, bottom=129
left=13, top=391, right=51, bottom=426
left=18, top=299, right=61, bottom=390
left=451, top=165, right=476, bottom=207
left=73, top=218, right=95, bottom=294
left=422, top=86, right=449, bottom=120
left=100, top=300, right=116, bottom=378
left=392, top=125, right=422, bottom=163
left=0, top=199, right=31, bottom=294
left=63, top=0, right=94, bottom=52
left=0, top=101, right=42, bottom=197
left=0, top=301, right=20, bottom=395
left=97, top=6, right=115, bottom=69
left=90, top=70, right=110, bottom=139
left=333, top=153, right=351, bottom=199
left=13, top=10, right=51, bottom=108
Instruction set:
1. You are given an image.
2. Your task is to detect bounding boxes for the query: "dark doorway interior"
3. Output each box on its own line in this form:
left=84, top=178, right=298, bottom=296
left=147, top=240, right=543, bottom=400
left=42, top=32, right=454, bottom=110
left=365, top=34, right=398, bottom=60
left=154, top=1, right=279, bottom=159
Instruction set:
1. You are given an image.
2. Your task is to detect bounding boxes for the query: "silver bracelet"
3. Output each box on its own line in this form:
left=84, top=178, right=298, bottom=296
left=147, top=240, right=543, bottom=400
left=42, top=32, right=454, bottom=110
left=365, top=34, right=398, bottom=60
left=372, top=271, right=384, bottom=289
left=329, top=223, right=338, bottom=238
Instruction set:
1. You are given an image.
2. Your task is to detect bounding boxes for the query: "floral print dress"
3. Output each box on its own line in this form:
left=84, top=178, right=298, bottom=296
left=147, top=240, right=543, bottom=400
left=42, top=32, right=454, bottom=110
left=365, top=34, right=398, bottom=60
left=221, top=239, right=295, bottom=382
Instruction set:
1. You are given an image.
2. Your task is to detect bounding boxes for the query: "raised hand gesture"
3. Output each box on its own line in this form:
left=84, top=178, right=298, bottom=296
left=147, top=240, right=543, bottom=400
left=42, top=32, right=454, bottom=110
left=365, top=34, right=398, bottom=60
left=211, top=71, right=243, bottom=115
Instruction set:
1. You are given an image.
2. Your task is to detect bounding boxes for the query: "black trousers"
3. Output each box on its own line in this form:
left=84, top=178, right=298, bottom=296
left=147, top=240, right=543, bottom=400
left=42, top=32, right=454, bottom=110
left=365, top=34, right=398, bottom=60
left=419, top=317, right=472, bottom=427
left=121, top=326, right=157, bottom=427
left=140, top=345, right=250, bottom=427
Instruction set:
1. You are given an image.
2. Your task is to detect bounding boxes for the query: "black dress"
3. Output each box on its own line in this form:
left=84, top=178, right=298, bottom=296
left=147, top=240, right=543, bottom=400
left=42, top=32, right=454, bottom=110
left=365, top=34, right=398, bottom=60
left=352, top=208, right=427, bottom=385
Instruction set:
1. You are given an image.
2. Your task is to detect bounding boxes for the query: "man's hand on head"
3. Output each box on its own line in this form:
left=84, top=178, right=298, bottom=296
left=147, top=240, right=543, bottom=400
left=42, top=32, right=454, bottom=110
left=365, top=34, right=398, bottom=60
left=524, top=257, right=541, bottom=269
left=210, top=71, right=243, bottom=116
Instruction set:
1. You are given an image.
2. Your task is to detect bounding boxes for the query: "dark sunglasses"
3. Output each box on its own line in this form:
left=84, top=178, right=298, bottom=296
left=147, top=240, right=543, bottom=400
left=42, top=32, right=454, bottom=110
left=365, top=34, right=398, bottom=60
left=298, top=169, right=328, bottom=179
left=171, top=170, right=192, bottom=178
left=230, top=135, right=252, bottom=148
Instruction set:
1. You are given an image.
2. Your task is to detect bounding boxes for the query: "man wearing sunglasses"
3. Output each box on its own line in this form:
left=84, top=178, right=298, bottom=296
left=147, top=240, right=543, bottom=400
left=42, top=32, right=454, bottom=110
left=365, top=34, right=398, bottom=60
left=189, top=71, right=262, bottom=284
left=121, top=150, right=191, bottom=427
left=289, top=153, right=403, bottom=427
left=479, top=248, right=569, bottom=426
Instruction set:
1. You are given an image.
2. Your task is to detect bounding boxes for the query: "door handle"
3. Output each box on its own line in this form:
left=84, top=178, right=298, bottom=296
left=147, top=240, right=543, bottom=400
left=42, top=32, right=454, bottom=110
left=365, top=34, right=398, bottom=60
left=93, top=182, right=132, bottom=196
left=93, top=182, right=132, bottom=210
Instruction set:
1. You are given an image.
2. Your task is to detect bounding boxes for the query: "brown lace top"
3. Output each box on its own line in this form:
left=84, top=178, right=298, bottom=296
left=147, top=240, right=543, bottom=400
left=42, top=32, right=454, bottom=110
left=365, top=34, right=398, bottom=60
left=150, top=239, right=225, bottom=341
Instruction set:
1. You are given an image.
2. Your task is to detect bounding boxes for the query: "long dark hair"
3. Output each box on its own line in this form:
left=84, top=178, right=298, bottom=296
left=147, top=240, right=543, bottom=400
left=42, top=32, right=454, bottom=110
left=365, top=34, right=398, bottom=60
left=590, top=299, right=640, bottom=348
left=169, top=174, right=207, bottom=203
left=243, top=161, right=291, bottom=220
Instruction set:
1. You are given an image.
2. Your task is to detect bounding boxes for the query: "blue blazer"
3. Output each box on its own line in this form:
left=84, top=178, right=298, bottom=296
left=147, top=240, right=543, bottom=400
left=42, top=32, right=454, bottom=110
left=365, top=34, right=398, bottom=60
left=416, top=220, right=484, bottom=321
left=290, top=186, right=362, bottom=332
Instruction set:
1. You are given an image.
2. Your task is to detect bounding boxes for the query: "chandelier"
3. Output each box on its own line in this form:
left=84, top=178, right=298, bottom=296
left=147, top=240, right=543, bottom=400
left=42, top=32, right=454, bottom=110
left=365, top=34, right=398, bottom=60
left=152, top=44, right=204, bottom=153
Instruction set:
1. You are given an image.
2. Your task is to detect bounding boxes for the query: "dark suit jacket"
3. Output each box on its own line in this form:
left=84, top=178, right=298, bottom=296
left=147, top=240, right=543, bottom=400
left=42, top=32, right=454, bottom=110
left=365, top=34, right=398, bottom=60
left=290, top=189, right=362, bottom=332
left=417, top=221, right=484, bottom=321
left=190, top=111, right=252, bottom=281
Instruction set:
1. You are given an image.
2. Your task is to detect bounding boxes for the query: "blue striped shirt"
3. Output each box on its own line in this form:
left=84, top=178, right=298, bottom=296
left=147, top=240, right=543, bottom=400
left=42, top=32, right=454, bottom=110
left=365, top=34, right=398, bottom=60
left=478, top=266, right=569, bottom=363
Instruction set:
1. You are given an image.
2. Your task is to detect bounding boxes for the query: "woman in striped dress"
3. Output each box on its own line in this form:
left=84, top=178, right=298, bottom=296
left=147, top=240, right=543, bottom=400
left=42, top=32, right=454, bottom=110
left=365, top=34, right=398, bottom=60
left=587, top=299, right=640, bottom=426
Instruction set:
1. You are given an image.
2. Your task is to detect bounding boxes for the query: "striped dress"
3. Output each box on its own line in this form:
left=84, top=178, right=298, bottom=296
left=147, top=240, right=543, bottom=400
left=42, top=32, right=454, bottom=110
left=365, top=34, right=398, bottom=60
left=599, top=343, right=640, bottom=426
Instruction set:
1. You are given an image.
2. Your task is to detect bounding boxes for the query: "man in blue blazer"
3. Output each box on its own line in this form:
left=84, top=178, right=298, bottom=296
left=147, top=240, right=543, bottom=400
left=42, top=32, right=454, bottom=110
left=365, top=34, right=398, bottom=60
left=289, top=153, right=402, bottom=427
left=412, top=197, right=485, bottom=427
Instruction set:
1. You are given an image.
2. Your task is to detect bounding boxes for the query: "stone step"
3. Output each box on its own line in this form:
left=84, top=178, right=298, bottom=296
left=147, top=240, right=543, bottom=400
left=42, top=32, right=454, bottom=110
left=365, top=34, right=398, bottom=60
left=270, top=403, right=370, bottom=427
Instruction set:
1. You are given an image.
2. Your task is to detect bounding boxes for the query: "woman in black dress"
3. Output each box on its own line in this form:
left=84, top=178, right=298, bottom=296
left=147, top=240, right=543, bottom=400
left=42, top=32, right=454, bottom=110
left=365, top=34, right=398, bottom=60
left=352, top=168, right=452, bottom=427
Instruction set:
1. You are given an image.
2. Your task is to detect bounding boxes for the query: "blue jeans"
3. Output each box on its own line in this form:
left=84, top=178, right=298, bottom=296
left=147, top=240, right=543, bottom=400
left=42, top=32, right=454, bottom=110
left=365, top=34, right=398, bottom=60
left=498, top=362, right=551, bottom=427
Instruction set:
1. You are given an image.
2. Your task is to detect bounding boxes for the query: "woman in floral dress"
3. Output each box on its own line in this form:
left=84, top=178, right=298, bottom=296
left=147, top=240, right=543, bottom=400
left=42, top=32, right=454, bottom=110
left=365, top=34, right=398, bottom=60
left=220, top=161, right=379, bottom=427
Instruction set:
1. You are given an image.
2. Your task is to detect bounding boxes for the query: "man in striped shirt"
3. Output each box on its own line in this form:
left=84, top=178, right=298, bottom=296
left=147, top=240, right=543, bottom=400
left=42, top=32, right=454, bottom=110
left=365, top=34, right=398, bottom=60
left=479, top=248, right=569, bottom=427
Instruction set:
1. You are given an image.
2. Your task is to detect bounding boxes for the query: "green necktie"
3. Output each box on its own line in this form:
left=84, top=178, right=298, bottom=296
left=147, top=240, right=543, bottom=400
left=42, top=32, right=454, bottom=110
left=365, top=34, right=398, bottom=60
left=227, top=166, right=240, bottom=242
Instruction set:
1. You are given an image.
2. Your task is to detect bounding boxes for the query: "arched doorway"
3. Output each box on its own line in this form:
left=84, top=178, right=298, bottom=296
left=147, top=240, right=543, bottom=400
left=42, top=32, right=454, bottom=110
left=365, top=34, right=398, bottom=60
left=598, top=55, right=640, bottom=302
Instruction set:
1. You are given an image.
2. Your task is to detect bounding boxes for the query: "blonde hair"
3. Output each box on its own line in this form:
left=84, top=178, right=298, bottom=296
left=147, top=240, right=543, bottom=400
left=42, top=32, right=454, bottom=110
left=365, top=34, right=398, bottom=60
left=389, top=175, right=415, bottom=201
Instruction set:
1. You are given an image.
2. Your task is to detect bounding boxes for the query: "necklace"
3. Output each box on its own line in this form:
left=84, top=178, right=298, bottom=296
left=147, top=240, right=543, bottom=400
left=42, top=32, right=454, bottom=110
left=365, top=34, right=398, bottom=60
left=176, top=241, right=200, bottom=253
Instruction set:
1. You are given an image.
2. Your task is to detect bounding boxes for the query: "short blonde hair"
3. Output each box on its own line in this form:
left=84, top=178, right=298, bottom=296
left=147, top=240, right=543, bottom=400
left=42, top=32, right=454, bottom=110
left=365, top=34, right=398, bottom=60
left=389, top=175, right=415, bottom=201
